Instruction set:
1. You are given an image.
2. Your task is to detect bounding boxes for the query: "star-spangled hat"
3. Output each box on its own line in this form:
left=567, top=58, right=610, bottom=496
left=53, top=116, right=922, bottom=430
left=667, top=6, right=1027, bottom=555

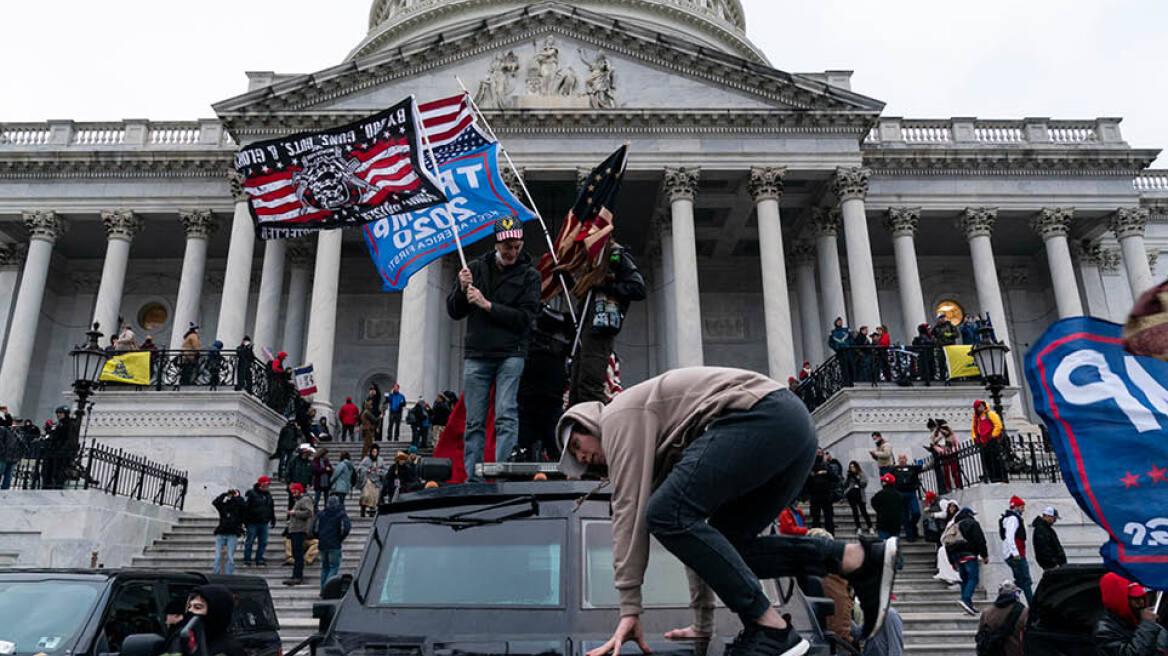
left=494, top=215, right=523, bottom=242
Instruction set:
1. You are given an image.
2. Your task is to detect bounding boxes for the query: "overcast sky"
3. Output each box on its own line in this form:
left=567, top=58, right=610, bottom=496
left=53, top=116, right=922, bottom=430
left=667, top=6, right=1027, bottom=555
left=3, top=0, right=1165, bottom=165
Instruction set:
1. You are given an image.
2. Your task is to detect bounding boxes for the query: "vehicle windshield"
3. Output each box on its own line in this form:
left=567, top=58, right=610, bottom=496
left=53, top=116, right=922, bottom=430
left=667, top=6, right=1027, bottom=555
left=582, top=520, right=695, bottom=608
left=0, top=580, right=103, bottom=655
left=376, top=519, right=564, bottom=607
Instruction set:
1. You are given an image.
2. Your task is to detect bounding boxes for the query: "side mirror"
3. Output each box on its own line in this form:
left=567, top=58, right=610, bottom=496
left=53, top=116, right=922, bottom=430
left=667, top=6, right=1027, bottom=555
left=321, top=573, right=351, bottom=600
left=312, top=601, right=338, bottom=633
left=119, top=634, right=165, bottom=656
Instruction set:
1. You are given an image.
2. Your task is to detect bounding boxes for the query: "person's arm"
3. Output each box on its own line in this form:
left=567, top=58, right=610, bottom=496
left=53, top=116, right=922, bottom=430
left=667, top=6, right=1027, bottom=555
left=212, top=492, right=229, bottom=511
left=605, top=410, right=659, bottom=620
left=606, top=251, right=646, bottom=301
left=989, top=411, right=1004, bottom=438
left=1003, top=515, right=1020, bottom=559
left=294, top=498, right=312, bottom=520
left=341, top=513, right=352, bottom=540
left=446, top=267, right=472, bottom=319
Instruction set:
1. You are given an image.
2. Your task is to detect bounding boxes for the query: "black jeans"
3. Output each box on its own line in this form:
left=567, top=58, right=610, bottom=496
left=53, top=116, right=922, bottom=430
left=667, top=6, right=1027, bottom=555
left=809, top=495, right=835, bottom=536
left=845, top=488, right=872, bottom=528
left=290, top=532, right=306, bottom=580
left=645, top=389, right=847, bottom=624
left=389, top=412, right=402, bottom=441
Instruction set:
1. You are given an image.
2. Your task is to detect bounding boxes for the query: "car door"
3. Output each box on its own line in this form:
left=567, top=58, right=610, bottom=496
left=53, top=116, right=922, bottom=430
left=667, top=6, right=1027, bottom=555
left=98, top=580, right=165, bottom=653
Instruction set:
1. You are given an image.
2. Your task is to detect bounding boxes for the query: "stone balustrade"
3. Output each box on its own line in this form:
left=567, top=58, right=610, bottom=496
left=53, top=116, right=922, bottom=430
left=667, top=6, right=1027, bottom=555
left=865, top=117, right=1121, bottom=146
left=0, top=119, right=234, bottom=148
left=1135, top=169, right=1168, bottom=191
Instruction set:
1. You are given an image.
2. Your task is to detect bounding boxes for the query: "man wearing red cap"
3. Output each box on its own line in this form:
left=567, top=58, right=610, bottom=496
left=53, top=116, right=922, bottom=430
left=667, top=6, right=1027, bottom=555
left=871, top=473, right=904, bottom=570
left=1094, top=572, right=1168, bottom=654
left=242, top=476, right=275, bottom=567
left=998, top=496, right=1033, bottom=606
left=337, top=396, right=359, bottom=443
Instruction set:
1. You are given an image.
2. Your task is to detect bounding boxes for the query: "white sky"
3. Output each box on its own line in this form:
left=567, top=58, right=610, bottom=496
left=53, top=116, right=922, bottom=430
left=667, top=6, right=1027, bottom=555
left=2, top=0, right=1165, bottom=165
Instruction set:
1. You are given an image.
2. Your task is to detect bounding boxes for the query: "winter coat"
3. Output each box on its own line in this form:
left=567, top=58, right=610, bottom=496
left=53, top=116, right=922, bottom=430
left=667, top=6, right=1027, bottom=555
left=408, top=403, right=430, bottom=429
left=211, top=492, right=246, bottom=536
left=115, top=328, right=139, bottom=351
left=311, top=496, right=352, bottom=551
left=286, top=456, right=315, bottom=487
left=978, top=593, right=1027, bottom=656
left=243, top=485, right=275, bottom=526
left=946, top=511, right=989, bottom=565
left=934, top=319, right=959, bottom=346
left=871, top=486, right=904, bottom=535
left=387, top=391, right=406, bottom=414
left=430, top=399, right=451, bottom=426
left=358, top=455, right=385, bottom=486
left=0, top=427, right=24, bottom=463
left=312, top=457, right=333, bottom=490
left=806, top=456, right=838, bottom=500
left=584, top=245, right=647, bottom=331
left=828, top=326, right=851, bottom=352
left=892, top=463, right=922, bottom=493
left=972, top=406, right=1003, bottom=443
left=1031, top=516, right=1067, bottom=570
left=337, top=401, right=360, bottom=426
left=277, top=424, right=300, bottom=454
left=777, top=507, right=808, bottom=536
left=845, top=469, right=867, bottom=494
left=871, top=440, right=895, bottom=468
left=1094, top=572, right=1168, bottom=656
left=360, top=408, right=377, bottom=434
left=446, top=249, right=541, bottom=359
left=181, top=332, right=200, bottom=363
left=330, top=459, right=356, bottom=495
left=287, top=494, right=314, bottom=535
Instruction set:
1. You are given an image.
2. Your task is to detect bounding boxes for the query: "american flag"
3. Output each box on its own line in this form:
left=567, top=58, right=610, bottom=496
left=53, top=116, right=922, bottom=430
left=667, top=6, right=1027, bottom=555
left=418, top=94, right=493, bottom=162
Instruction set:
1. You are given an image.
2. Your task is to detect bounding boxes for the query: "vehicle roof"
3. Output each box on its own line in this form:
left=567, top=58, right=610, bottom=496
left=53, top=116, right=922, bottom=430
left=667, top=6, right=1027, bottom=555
left=0, top=568, right=270, bottom=588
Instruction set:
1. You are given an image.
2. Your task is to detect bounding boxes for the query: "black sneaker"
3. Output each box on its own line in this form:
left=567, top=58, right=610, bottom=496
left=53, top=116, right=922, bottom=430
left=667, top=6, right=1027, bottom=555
left=847, top=537, right=899, bottom=640
left=725, top=618, right=809, bottom=656
left=957, top=600, right=978, bottom=616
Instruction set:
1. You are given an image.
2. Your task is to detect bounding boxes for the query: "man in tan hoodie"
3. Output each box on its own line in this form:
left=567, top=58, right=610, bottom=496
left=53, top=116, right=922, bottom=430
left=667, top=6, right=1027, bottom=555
left=557, top=366, right=898, bottom=656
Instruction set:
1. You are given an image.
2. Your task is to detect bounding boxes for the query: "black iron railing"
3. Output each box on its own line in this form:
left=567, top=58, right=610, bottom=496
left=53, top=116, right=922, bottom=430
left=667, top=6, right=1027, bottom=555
left=101, top=349, right=295, bottom=415
left=915, top=431, right=1061, bottom=496
left=3, top=437, right=188, bottom=509
left=793, top=345, right=981, bottom=412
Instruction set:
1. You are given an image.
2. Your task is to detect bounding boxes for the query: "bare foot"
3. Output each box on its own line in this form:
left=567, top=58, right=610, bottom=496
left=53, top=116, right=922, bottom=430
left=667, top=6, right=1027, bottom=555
left=664, top=626, right=712, bottom=641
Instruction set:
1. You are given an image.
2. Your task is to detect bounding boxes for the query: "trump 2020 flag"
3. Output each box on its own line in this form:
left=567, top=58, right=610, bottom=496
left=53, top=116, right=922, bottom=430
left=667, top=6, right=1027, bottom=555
left=1025, top=316, right=1168, bottom=588
left=233, top=96, right=447, bottom=240
left=362, top=95, right=536, bottom=291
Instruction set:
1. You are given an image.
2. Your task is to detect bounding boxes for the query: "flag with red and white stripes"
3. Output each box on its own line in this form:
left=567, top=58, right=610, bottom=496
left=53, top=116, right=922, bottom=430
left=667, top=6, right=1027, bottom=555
left=233, top=96, right=447, bottom=240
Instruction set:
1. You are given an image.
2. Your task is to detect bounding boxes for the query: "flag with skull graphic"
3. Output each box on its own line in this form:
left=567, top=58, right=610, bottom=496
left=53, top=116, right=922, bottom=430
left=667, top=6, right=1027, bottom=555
left=233, top=96, right=447, bottom=240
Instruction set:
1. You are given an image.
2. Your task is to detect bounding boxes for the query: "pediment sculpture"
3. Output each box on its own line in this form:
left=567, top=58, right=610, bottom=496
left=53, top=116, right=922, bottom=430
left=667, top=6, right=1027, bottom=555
left=474, top=37, right=617, bottom=110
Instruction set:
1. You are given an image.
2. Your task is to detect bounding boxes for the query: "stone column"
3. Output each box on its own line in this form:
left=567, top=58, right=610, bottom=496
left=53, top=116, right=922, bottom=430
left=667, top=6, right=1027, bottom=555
left=216, top=171, right=257, bottom=347
left=0, top=211, right=65, bottom=415
left=397, top=260, right=439, bottom=402
left=664, top=167, right=704, bottom=368
left=656, top=219, right=677, bottom=371
left=811, top=207, right=847, bottom=329
left=0, top=244, right=27, bottom=354
left=885, top=207, right=927, bottom=335
left=1031, top=207, right=1083, bottom=318
left=169, top=211, right=217, bottom=349
left=304, top=229, right=342, bottom=414
left=252, top=239, right=287, bottom=356
left=1110, top=207, right=1154, bottom=298
left=748, top=166, right=796, bottom=379
left=958, top=208, right=1011, bottom=346
left=792, top=243, right=824, bottom=365
left=833, top=166, right=881, bottom=330
left=91, top=210, right=143, bottom=338
left=281, top=239, right=313, bottom=365
left=1072, top=241, right=1110, bottom=319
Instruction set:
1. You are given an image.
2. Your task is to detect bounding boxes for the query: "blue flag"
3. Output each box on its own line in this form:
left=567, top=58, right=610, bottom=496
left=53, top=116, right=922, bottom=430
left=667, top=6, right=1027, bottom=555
left=362, top=142, right=536, bottom=291
left=1025, top=316, right=1168, bottom=588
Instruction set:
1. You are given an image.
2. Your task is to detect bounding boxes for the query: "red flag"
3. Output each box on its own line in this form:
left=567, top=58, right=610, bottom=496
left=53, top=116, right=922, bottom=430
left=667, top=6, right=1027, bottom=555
left=432, top=388, right=497, bottom=483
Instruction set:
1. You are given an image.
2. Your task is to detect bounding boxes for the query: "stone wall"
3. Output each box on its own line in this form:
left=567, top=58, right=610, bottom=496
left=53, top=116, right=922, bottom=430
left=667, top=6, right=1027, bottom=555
left=0, top=489, right=180, bottom=568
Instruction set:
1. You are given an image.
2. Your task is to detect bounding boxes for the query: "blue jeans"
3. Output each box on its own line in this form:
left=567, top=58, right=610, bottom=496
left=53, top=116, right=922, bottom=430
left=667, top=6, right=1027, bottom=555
left=212, top=534, right=238, bottom=574
left=320, top=548, right=342, bottom=591
left=0, top=461, right=15, bottom=489
left=900, top=491, right=921, bottom=541
left=1007, top=556, right=1034, bottom=606
left=243, top=523, right=269, bottom=564
left=644, top=389, right=846, bottom=624
left=462, top=356, right=525, bottom=481
left=959, top=559, right=980, bottom=605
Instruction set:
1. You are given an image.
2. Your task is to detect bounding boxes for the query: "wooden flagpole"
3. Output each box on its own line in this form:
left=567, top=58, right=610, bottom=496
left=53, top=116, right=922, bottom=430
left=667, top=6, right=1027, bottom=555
left=413, top=94, right=467, bottom=269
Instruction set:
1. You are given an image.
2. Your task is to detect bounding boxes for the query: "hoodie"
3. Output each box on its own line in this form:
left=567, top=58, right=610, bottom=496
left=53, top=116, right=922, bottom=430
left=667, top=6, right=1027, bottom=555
left=555, top=366, right=782, bottom=623
left=189, top=584, right=245, bottom=656
left=1095, top=572, right=1168, bottom=656
left=311, top=495, right=352, bottom=550
left=972, top=401, right=1003, bottom=443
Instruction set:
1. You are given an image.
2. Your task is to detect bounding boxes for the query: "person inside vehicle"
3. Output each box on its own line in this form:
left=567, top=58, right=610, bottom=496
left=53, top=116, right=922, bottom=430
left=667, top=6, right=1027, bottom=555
left=557, top=366, right=898, bottom=656
left=164, top=584, right=245, bottom=656
left=1094, top=572, right=1168, bottom=656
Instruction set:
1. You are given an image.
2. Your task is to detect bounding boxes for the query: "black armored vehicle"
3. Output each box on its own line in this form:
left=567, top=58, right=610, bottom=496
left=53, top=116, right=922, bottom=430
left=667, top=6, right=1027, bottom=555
left=309, top=480, right=834, bottom=656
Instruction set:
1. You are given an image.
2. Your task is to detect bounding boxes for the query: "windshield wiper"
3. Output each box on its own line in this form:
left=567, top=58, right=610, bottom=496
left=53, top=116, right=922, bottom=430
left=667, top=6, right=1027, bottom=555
left=408, top=495, right=540, bottom=531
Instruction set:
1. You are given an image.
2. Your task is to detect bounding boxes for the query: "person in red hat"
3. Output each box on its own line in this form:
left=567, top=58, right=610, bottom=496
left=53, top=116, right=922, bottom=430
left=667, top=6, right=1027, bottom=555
left=242, top=475, right=276, bottom=567
left=1094, top=572, right=1168, bottom=654
left=998, top=495, right=1032, bottom=606
left=972, top=400, right=1007, bottom=483
left=284, top=482, right=314, bottom=586
left=337, top=396, right=359, bottom=443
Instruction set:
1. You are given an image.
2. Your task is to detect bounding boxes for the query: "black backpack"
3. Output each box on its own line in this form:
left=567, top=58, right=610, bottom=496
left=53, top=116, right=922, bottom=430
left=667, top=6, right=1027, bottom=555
left=975, top=601, right=1024, bottom=656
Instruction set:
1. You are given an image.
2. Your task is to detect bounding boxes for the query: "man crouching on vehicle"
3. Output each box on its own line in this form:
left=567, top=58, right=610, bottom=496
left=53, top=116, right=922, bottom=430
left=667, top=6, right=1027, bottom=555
left=557, top=366, right=898, bottom=656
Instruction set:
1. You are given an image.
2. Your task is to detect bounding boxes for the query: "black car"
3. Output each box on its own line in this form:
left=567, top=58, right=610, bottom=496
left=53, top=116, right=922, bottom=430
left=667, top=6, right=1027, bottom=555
left=0, top=569, right=280, bottom=656
left=309, top=480, right=833, bottom=656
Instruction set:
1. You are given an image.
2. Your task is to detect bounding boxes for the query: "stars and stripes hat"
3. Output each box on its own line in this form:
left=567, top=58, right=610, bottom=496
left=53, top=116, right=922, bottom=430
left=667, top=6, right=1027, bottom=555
left=494, top=215, right=524, bottom=241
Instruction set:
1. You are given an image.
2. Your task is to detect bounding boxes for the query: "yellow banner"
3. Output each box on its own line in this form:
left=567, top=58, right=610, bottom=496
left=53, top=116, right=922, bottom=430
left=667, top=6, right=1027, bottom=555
left=944, top=345, right=981, bottom=379
left=99, top=351, right=152, bottom=385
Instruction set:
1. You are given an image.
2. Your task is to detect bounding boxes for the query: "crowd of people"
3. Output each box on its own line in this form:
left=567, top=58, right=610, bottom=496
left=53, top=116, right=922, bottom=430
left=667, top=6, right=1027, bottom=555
left=0, top=404, right=78, bottom=490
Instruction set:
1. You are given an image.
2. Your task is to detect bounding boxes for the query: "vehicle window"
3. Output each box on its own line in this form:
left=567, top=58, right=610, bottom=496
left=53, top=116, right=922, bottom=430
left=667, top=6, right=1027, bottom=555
left=232, top=588, right=280, bottom=631
left=103, top=581, right=163, bottom=651
left=582, top=520, right=703, bottom=609
left=376, top=520, right=564, bottom=607
left=0, top=581, right=103, bottom=655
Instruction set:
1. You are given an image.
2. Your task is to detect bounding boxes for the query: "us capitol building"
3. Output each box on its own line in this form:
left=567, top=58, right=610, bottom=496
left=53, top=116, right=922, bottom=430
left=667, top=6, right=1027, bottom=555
left=1, top=0, right=1165, bottom=428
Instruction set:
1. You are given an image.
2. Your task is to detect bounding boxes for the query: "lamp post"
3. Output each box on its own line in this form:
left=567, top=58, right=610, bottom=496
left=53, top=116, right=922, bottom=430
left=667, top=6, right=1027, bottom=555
left=69, top=322, right=110, bottom=445
left=969, top=324, right=1010, bottom=417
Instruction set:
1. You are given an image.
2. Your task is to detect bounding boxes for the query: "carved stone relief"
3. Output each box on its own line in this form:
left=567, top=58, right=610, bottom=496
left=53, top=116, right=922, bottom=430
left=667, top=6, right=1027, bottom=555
left=475, top=38, right=617, bottom=110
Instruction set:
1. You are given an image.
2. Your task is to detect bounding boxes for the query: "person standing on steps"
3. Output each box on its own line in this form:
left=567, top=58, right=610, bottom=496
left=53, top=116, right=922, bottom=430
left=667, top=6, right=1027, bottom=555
left=242, top=476, right=275, bottom=568
left=869, top=432, right=894, bottom=476
left=806, top=448, right=838, bottom=536
left=274, top=419, right=300, bottom=481
left=932, top=499, right=962, bottom=588
left=1032, top=506, right=1067, bottom=573
left=844, top=460, right=872, bottom=535
left=386, top=383, right=406, bottom=442
left=337, top=396, right=359, bottom=443
left=871, top=473, right=904, bottom=570
left=284, top=483, right=314, bottom=586
left=311, top=448, right=333, bottom=512
left=976, top=581, right=1027, bottom=656
left=944, top=506, right=989, bottom=616
left=329, top=451, right=355, bottom=504
left=285, top=445, right=315, bottom=510
left=312, top=495, right=351, bottom=594
left=998, top=496, right=1033, bottom=606
left=360, top=400, right=377, bottom=458
left=357, top=445, right=385, bottom=518
left=891, top=454, right=922, bottom=542
left=211, top=488, right=246, bottom=575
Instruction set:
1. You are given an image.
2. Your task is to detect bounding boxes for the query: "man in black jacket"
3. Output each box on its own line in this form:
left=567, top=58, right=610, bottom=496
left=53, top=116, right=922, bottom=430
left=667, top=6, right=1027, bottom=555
left=892, top=454, right=923, bottom=541
left=1094, top=571, right=1168, bottom=655
left=0, top=427, right=23, bottom=490
left=1031, top=506, right=1067, bottom=572
left=946, top=507, right=989, bottom=615
left=242, top=476, right=276, bottom=567
left=211, top=489, right=246, bottom=575
left=806, top=448, right=838, bottom=535
left=447, top=216, right=540, bottom=480
left=273, top=420, right=300, bottom=482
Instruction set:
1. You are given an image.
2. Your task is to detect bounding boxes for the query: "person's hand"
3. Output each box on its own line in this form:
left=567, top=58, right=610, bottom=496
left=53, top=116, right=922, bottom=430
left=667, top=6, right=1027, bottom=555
left=458, top=267, right=473, bottom=291
left=1140, top=608, right=1158, bottom=623
left=664, top=625, right=711, bottom=641
left=982, top=556, right=990, bottom=564
left=587, top=615, right=650, bottom=656
left=466, top=285, right=491, bottom=311
left=286, top=509, right=294, bottom=517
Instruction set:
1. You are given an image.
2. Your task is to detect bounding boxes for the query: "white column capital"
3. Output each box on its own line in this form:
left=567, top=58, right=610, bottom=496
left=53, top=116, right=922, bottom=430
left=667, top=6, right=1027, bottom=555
left=179, top=210, right=218, bottom=240
left=501, top=166, right=525, bottom=199
left=1031, top=207, right=1075, bottom=240
left=1110, top=207, right=1150, bottom=239
left=227, top=169, right=249, bottom=203
left=790, top=241, right=817, bottom=266
left=884, top=207, right=921, bottom=237
left=22, top=210, right=66, bottom=243
left=748, top=166, right=786, bottom=203
left=0, top=243, right=27, bottom=270
left=663, top=167, right=700, bottom=203
left=576, top=167, right=591, bottom=189
left=831, top=166, right=870, bottom=202
left=100, top=209, right=143, bottom=242
left=810, top=206, right=841, bottom=238
left=958, top=207, right=998, bottom=240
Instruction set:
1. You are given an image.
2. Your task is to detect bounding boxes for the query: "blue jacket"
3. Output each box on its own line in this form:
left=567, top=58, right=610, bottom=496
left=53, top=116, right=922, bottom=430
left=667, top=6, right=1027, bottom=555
left=828, top=327, right=852, bottom=352
left=388, top=391, right=406, bottom=413
left=311, top=497, right=351, bottom=550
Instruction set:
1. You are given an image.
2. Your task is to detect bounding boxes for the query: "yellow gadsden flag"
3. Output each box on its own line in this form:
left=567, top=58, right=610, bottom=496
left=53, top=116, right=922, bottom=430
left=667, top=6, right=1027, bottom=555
left=99, top=351, right=151, bottom=385
left=943, top=345, right=982, bottom=379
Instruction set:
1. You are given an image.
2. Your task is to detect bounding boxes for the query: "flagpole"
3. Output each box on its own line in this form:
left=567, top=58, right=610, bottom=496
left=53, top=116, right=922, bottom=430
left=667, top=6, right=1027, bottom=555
left=455, top=79, right=578, bottom=324
left=413, top=94, right=467, bottom=270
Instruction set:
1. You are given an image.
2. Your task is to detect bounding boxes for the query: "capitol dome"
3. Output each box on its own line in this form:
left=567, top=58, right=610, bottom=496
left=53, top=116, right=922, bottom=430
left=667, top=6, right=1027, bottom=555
left=349, top=0, right=765, bottom=64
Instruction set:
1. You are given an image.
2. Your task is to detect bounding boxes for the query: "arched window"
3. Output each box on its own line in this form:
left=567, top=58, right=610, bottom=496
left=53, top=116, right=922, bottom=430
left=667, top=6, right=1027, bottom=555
left=935, top=299, right=965, bottom=325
